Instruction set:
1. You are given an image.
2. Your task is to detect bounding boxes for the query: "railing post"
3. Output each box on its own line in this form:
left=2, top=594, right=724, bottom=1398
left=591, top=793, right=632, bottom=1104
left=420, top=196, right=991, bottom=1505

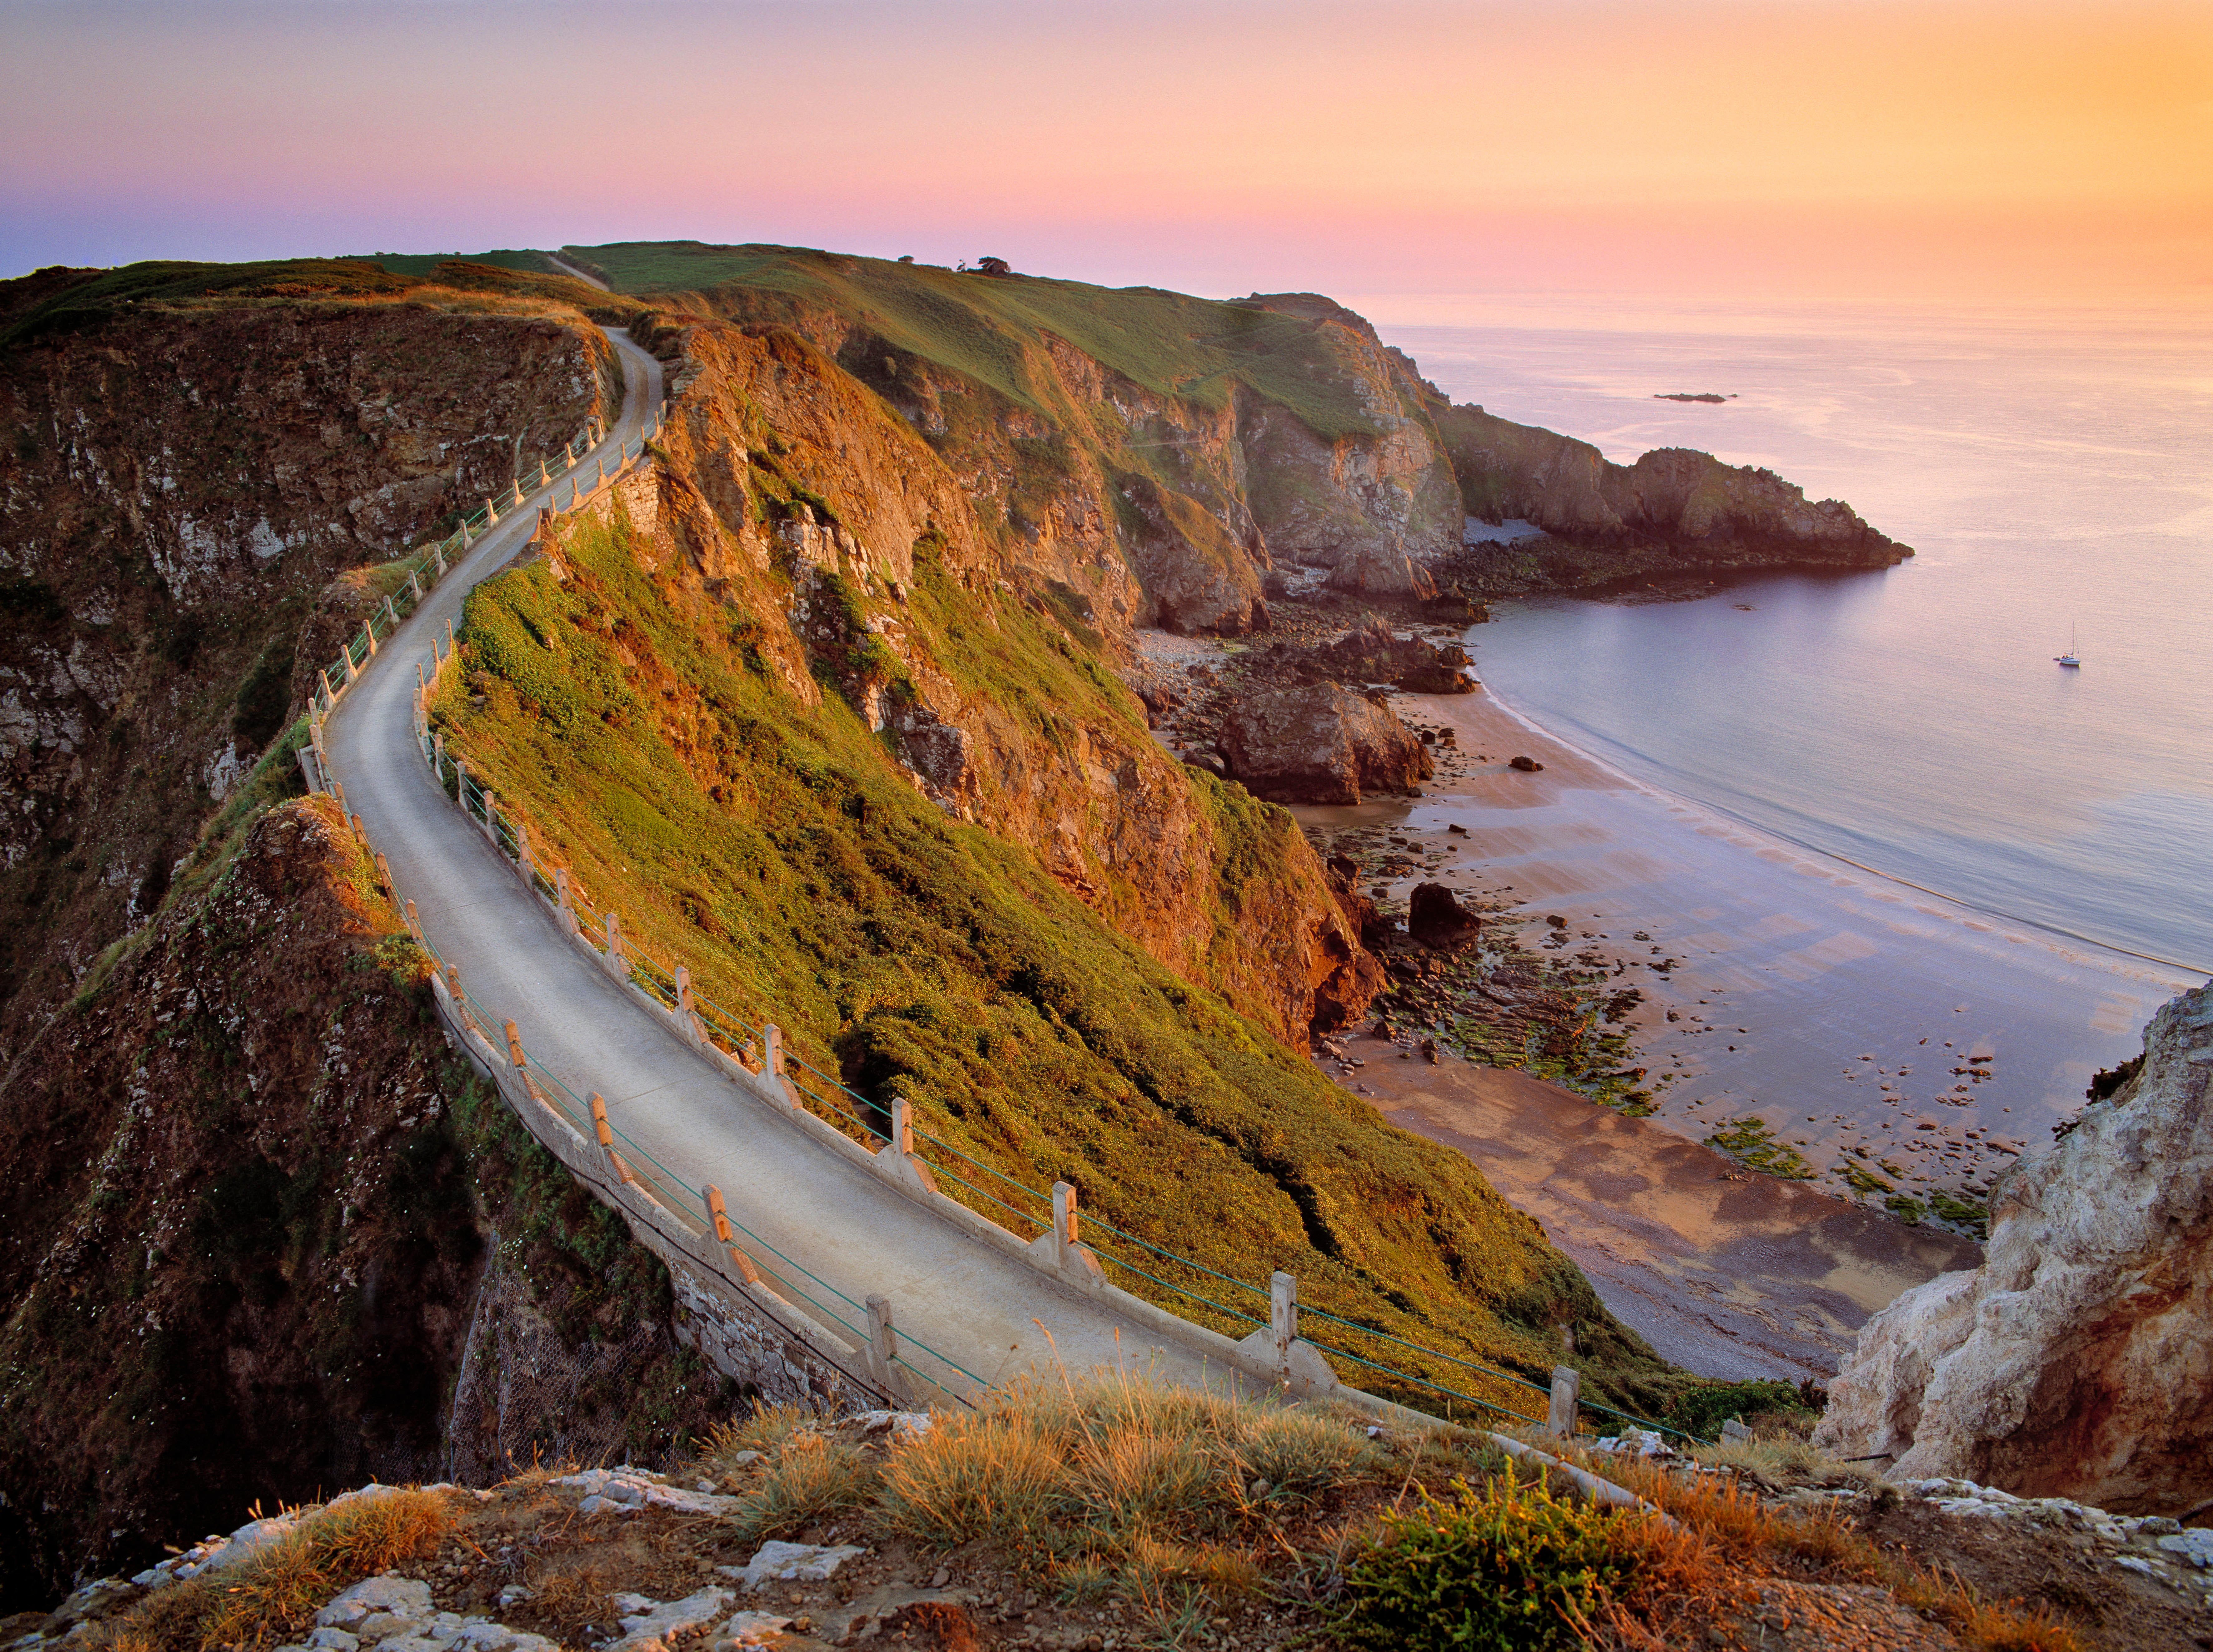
left=503, top=1019, right=526, bottom=1072
left=604, top=911, right=625, bottom=973
left=866, top=1294, right=899, bottom=1391
left=432, top=730, right=445, bottom=781
left=373, top=852, right=391, bottom=891
left=891, top=1093, right=915, bottom=1156
left=363, top=619, right=377, bottom=658
left=1053, top=1181, right=1080, bottom=1270
left=445, top=615, right=456, bottom=657
left=344, top=647, right=360, bottom=684
left=764, top=1023, right=796, bottom=1105
left=590, top=1092, right=634, bottom=1183
left=1548, top=1365, right=1582, bottom=1440
left=320, top=668, right=335, bottom=703
left=555, top=866, right=577, bottom=935
left=515, top=819, right=533, bottom=881
left=675, top=964, right=697, bottom=1042
left=403, top=899, right=421, bottom=939
left=485, top=496, right=499, bottom=525
left=1270, top=1271, right=1298, bottom=1380
left=481, top=788, right=498, bottom=846
left=453, top=758, right=467, bottom=811
left=332, top=780, right=346, bottom=814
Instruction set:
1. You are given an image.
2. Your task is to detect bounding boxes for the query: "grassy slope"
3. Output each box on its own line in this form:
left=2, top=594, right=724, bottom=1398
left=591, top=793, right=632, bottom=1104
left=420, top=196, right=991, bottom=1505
left=0, top=256, right=615, bottom=349
left=570, top=240, right=1400, bottom=443
left=439, top=503, right=1670, bottom=1419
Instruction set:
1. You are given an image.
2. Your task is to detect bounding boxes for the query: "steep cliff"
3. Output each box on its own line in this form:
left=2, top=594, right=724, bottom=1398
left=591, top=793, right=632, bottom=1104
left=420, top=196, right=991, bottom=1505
left=609, top=315, right=1377, bottom=1050
left=1814, top=982, right=2213, bottom=1514
left=0, top=260, right=619, bottom=1041
left=0, top=793, right=728, bottom=1611
left=1429, top=400, right=1912, bottom=589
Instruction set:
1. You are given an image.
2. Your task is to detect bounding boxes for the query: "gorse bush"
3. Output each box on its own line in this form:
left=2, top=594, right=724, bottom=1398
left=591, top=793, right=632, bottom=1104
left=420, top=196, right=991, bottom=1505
left=1333, top=1475, right=1649, bottom=1652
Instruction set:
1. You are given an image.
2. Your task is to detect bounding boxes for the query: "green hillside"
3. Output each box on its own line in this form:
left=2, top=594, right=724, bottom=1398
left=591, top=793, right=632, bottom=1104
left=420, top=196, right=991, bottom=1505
left=566, top=239, right=1398, bottom=441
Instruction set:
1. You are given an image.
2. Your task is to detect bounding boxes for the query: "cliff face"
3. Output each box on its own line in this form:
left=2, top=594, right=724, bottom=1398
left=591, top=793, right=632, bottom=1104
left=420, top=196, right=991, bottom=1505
left=618, top=315, right=1377, bottom=1049
left=1814, top=982, right=2213, bottom=1513
left=0, top=276, right=617, bottom=1038
left=615, top=250, right=1467, bottom=641
left=0, top=797, right=725, bottom=1610
left=1429, top=401, right=1912, bottom=588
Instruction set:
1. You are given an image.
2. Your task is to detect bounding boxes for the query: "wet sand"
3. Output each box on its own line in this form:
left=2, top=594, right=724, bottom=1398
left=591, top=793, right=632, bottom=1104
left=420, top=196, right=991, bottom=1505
left=1302, top=683, right=2201, bottom=1208
left=1328, top=1033, right=1981, bottom=1380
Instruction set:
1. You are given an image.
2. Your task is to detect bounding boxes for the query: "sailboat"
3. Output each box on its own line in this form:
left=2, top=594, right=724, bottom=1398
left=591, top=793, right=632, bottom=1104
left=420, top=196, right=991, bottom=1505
left=2055, top=624, right=2081, bottom=668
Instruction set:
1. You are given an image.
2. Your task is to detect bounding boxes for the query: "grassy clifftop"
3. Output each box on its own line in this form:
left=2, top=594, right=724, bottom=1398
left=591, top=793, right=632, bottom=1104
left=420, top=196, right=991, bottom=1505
left=564, top=240, right=1403, bottom=442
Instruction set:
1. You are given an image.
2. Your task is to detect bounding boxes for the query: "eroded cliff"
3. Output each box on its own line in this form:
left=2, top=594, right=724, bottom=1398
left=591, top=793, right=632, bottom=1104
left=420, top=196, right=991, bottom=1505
left=1814, top=982, right=2213, bottom=1514
left=0, top=263, right=619, bottom=1038
left=0, top=794, right=727, bottom=1611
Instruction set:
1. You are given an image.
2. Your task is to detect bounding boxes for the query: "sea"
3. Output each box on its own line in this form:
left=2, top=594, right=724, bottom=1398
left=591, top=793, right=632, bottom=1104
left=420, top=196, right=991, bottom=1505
left=1374, top=300, right=2213, bottom=979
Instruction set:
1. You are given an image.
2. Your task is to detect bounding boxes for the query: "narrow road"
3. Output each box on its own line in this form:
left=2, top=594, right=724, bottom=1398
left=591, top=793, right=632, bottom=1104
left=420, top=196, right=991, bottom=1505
left=323, top=331, right=1239, bottom=1401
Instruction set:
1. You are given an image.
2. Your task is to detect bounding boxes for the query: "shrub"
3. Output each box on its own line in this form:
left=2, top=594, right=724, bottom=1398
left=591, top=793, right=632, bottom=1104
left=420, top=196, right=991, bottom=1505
left=729, top=1433, right=874, bottom=1541
left=1332, top=1475, right=1647, bottom=1652
left=874, top=1411, right=1067, bottom=1549
left=1235, top=1408, right=1368, bottom=1503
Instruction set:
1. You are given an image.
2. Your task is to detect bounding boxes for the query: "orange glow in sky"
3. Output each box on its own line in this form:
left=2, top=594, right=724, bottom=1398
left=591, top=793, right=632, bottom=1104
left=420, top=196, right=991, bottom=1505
left=2, top=1, right=2206, bottom=309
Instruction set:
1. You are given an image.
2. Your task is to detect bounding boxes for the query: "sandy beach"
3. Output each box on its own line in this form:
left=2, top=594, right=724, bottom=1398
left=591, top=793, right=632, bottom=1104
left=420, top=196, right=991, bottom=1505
left=1326, top=1035, right=1981, bottom=1380
left=1300, top=680, right=2200, bottom=1209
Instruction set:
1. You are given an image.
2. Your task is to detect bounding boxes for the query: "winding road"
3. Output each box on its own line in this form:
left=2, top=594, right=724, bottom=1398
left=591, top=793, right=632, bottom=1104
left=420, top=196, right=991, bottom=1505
left=323, top=332, right=1243, bottom=1401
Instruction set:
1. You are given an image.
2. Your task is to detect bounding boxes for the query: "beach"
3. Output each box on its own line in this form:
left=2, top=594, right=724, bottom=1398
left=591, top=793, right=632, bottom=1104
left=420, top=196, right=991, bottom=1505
left=1278, top=674, right=2199, bottom=1376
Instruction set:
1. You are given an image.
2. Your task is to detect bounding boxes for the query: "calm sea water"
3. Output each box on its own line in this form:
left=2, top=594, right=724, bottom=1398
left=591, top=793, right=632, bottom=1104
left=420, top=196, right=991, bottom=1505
left=1379, top=304, right=2213, bottom=975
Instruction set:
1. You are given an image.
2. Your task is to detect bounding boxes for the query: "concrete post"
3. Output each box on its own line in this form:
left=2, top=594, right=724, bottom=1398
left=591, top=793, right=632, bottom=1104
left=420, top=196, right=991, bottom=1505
left=1053, top=1181, right=1080, bottom=1267
left=446, top=616, right=455, bottom=656
left=408, top=570, right=422, bottom=603
left=382, top=597, right=397, bottom=629
left=537, top=460, right=551, bottom=489
left=1721, top=1416, right=1752, bottom=1444
left=404, top=899, right=420, bottom=939
left=1270, top=1271, right=1298, bottom=1379
left=764, top=1023, right=784, bottom=1082
left=509, top=478, right=524, bottom=509
left=890, top=1093, right=916, bottom=1156
left=320, top=668, right=335, bottom=704
left=349, top=813, right=367, bottom=844
left=704, top=1184, right=734, bottom=1245
left=432, top=730, right=445, bottom=782
left=595, top=455, right=605, bottom=485
left=434, top=545, right=447, bottom=578
left=675, top=965, right=697, bottom=1041
left=564, top=446, right=576, bottom=471
left=453, top=759, right=467, bottom=812
left=1548, top=1366, right=1582, bottom=1440
left=604, top=910, right=625, bottom=971
left=344, top=648, right=360, bottom=684
left=555, top=867, right=576, bottom=934
left=485, top=497, right=499, bottom=525
left=481, top=789, right=498, bottom=846
left=503, top=1019, right=526, bottom=1071
left=373, top=852, right=391, bottom=891
left=363, top=619, right=377, bottom=658
left=866, top=1294, right=899, bottom=1389
left=332, top=780, right=347, bottom=814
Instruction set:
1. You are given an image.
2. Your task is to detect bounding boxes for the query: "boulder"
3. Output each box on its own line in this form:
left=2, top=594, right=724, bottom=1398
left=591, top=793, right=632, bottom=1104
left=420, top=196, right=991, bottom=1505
left=1814, top=983, right=2213, bottom=1513
left=1407, top=883, right=1480, bottom=948
left=1509, top=755, right=1544, bottom=773
left=1218, top=684, right=1434, bottom=804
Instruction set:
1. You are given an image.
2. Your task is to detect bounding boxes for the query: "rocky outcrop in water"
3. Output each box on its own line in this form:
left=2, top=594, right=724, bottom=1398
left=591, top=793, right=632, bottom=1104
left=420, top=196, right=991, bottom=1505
left=1217, top=683, right=1433, bottom=805
left=1814, top=982, right=2213, bottom=1514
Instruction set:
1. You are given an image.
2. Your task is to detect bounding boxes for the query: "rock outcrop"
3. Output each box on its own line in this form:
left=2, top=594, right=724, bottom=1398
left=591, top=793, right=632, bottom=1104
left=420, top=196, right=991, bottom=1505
left=1218, top=683, right=1433, bottom=805
left=1814, top=982, right=2213, bottom=1514
left=1428, top=401, right=1911, bottom=590
left=1408, top=881, right=1480, bottom=948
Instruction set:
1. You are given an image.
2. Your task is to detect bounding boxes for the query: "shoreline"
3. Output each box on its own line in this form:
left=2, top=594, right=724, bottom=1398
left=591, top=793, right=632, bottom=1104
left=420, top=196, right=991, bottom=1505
left=1319, top=674, right=2197, bottom=1201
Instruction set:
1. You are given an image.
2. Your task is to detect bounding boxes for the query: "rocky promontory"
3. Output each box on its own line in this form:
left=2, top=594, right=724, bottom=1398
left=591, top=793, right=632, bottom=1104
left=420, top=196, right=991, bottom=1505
left=1816, top=982, right=2213, bottom=1514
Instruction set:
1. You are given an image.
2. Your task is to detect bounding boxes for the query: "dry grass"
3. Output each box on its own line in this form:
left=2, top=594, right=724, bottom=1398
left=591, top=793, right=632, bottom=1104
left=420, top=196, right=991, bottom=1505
left=97, top=1488, right=450, bottom=1652
left=873, top=1410, right=1068, bottom=1549
left=728, top=1432, right=875, bottom=1542
left=1689, top=1434, right=1885, bottom=1493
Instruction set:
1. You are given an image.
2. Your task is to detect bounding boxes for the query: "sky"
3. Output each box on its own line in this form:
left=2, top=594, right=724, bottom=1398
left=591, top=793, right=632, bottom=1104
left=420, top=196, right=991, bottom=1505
left=3, top=0, right=2208, bottom=316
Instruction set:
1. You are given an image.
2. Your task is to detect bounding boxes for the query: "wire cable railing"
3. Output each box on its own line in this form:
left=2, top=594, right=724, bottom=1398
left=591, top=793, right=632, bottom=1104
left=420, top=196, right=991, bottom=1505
left=354, top=401, right=1707, bottom=1445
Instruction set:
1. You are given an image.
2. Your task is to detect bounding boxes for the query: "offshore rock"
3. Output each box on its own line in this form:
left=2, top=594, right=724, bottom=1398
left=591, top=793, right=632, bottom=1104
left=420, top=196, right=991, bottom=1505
left=1815, top=982, right=2213, bottom=1513
left=1218, top=684, right=1433, bottom=805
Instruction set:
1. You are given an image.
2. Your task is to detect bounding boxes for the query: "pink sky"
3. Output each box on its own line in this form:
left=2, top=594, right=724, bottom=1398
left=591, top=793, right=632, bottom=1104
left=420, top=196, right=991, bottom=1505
left=4, top=1, right=2207, bottom=313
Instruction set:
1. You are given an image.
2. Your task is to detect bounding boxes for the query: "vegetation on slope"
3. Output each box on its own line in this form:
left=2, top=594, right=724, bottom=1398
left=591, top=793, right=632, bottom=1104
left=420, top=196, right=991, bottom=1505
left=567, top=240, right=1402, bottom=442
left=435, top=502, right=1676, bottom=1422
left=0, top=789, right=728, bottom=1610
